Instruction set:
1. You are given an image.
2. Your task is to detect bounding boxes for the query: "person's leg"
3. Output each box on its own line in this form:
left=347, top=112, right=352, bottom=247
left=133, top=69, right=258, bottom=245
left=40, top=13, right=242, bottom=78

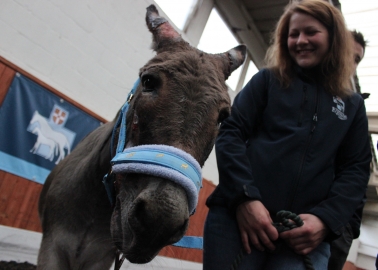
left=265, top=242, right=330, bottom=270
left=203, top=206, right=267, bottom=270
left=328, top=223, right=354, bottom=270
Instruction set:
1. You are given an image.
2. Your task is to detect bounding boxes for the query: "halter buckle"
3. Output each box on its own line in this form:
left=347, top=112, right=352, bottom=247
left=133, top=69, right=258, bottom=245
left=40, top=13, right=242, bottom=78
left=127, top=93, right=134, bottom=103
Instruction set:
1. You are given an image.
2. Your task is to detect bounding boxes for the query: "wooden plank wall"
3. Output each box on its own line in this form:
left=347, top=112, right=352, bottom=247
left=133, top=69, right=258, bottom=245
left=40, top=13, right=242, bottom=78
left=0, top=61, right=15, bottom=106
left=0, top=61, right=42, bottom=229
left=343, top=262, right=364, bottom=270
left=0, top=60, right=43, bottom=232
left=0, top=170, right=42, bottom=232
left=0, top=57, right=215, bottom=263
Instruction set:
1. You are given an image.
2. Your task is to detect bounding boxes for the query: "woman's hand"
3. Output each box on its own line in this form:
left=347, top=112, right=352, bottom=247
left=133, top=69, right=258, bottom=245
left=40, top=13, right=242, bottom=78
left=279, top=214, right=329, bottom=255
left=236, top=200, right=279, bottom=253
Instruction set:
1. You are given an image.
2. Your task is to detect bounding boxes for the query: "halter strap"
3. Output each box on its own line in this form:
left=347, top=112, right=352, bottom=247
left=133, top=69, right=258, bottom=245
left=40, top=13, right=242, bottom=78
left=111, top=79, right=140, bottom=157
left=111, top=144, right=202, bottom=214
left=112, top=146, right=201, bottom=186
left=104, top=79, right=140, bottom=209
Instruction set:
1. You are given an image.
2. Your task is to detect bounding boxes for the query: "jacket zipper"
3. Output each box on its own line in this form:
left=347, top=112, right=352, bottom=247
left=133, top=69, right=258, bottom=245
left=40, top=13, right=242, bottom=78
left=298, top=86, right=308, bottom=127
left=287, top=85, right=319, bottom=211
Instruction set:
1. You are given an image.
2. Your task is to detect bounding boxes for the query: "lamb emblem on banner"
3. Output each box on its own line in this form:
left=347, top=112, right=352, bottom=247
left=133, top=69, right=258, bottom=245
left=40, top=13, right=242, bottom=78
left=27, top=105, right=75, bottom=164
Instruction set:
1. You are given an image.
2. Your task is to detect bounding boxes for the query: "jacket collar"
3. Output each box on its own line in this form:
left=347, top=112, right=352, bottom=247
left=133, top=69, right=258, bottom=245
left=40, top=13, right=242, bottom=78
left=294, top=65, right=323, bottom=84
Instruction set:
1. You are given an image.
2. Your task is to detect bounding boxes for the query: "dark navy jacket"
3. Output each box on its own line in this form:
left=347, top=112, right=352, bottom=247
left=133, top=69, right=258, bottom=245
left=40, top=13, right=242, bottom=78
left=206, top=68, right=371, bottom=239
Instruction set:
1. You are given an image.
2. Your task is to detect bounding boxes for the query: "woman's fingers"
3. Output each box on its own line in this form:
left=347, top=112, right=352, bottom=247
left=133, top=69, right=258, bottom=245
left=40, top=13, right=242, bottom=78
left=280, top=214, right=329, bottom=254
left=240, top=230, right=252, bottom=254
left=236, top=200, right=280, bottom=252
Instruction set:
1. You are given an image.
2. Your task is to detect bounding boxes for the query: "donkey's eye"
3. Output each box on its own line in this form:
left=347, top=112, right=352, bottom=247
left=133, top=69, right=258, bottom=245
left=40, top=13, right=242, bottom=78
left=141, top=75, right=159, bottom=92
left=217, top=109, right=230, bottom=128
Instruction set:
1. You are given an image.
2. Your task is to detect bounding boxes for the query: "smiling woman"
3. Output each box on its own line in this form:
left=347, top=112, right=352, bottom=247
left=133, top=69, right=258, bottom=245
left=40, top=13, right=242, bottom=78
left=287, top=12, right=330, bottom=69
left=203, top=0, right=371, bottom=269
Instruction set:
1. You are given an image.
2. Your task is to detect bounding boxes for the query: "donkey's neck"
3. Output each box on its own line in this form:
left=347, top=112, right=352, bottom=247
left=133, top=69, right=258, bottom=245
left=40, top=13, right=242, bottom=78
left=73, top=121, right=114, bottom=185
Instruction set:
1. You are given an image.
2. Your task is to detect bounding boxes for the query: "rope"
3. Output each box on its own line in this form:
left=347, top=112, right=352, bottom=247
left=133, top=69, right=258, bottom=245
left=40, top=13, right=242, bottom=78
left=114, top=250, right=125, bottom=270
left=230, top=210, right=314, bottom=270
left=230, top=249, right=245, bottom=270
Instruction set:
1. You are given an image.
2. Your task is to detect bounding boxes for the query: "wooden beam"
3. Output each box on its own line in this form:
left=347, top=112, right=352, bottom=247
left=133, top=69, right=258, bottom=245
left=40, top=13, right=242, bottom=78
left=183, top=0, right=214, bottom=47
left=235, top=54, right=250, bottom=93
left=0, top=62, right=16, bottom=106
left=214, top=0, right=268, bottom=69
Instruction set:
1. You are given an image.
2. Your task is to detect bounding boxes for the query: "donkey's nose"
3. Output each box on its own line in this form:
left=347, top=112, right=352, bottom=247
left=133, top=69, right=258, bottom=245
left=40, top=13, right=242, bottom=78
left=129, top=197, right=151, bottom=229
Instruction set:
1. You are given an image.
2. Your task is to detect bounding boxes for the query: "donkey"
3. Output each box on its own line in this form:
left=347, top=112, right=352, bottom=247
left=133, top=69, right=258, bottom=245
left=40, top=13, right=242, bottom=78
left=37, top=5, right=246, bottom=269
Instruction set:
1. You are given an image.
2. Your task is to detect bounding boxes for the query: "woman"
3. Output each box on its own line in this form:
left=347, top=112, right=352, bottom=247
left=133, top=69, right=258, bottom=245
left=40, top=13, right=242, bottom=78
left=203, top=0, right=371, bottom=269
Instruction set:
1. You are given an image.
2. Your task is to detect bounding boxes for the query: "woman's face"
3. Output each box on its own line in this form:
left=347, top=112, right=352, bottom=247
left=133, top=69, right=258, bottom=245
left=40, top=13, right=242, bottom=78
left=287, top=12, right=329, bottom=69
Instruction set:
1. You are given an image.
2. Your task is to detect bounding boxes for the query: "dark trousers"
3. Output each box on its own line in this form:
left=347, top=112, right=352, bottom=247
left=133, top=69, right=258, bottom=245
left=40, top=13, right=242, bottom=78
left=328, top=223, right=354, bottom=270
left=204, top=206, right=330, bottom=270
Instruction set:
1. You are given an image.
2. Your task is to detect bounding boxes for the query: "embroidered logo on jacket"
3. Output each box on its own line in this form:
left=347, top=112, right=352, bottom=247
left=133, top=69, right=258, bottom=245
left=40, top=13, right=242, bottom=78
left=332, top=96, right=347, bottom=120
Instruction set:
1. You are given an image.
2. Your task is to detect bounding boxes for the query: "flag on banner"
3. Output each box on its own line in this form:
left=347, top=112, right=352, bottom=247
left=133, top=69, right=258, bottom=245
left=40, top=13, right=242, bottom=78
left=0, top=73, right=102, bottom=184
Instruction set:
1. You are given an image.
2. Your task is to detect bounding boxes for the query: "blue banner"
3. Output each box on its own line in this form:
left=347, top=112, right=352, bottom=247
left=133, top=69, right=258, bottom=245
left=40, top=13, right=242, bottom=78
left=0, top=73, right=102, bottom=184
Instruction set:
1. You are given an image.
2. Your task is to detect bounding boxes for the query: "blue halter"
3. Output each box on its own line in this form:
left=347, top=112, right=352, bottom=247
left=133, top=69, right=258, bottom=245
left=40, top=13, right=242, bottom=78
left=103, top=78, right=203, bottom=250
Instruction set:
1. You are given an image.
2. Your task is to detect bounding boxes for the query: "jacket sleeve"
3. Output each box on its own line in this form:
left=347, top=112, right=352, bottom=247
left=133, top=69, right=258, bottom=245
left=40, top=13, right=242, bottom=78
left=215, top=69, right=269, bottom=212
left=309, top=97, right=371, bottom=239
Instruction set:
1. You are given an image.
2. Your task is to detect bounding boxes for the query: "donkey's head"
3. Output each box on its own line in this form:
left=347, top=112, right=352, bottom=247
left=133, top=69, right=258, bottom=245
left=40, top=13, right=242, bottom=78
left=110, top=5, right=246, bottom=263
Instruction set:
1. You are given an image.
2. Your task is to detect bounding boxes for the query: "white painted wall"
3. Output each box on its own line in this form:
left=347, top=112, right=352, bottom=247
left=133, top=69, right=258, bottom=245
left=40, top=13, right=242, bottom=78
left=0, top=0, right=158, bottom=122
left=347, top=215, right=378, bottom=270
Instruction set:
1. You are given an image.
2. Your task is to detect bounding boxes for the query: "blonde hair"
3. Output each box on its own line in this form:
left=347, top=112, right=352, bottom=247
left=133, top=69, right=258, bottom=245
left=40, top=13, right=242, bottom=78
left=265, top=0, right=354, bottom=97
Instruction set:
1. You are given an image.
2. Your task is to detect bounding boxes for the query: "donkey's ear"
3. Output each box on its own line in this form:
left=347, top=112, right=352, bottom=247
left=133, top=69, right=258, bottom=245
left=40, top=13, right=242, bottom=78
left=146, top=5, right=182, bottom=51
left=223, top=45, right=247, bottom=79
